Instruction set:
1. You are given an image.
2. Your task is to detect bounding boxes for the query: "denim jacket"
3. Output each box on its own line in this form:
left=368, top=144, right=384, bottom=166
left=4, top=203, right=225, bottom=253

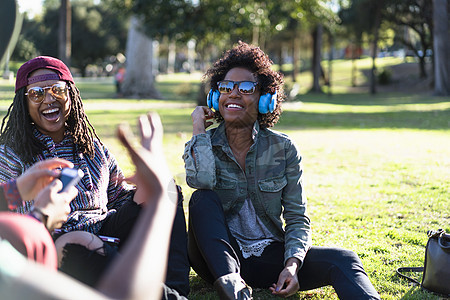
left=183, top=122, right=312, bottom=265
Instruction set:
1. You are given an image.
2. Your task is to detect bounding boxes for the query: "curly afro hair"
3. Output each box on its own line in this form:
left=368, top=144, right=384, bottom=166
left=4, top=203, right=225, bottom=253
left=204, top=41, right=285, bottom=128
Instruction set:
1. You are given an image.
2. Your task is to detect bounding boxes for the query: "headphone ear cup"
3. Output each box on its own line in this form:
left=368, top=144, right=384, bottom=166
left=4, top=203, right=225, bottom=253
left=259, top=92, right=277, bottom=114
left=207, top=89, right=220, bottom=111
left=207, top=89, right=213, bottom=108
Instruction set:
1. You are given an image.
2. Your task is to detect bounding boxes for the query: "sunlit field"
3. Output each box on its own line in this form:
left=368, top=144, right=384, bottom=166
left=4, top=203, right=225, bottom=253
left=0, top=58, right=448, bottom=299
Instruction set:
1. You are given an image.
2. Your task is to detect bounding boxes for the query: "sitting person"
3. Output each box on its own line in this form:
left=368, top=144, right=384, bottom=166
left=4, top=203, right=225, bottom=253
left=0, top=112, right=183, bottom=300
left=183, top=42, right=380, bottom=299
left=0, top=56, right=189, bottom=296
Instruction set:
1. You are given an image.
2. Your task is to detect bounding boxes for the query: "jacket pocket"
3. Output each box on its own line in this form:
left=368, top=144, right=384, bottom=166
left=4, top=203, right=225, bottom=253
left=258, top=175, right=287, bottom=215
left=215, top=177, right=238, bottom=212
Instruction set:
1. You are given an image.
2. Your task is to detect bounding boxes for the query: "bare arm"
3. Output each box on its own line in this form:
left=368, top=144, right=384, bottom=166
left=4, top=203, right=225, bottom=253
left=0, top=158, right=73, bottom=212
left=96, top=112, right=177, bottom=300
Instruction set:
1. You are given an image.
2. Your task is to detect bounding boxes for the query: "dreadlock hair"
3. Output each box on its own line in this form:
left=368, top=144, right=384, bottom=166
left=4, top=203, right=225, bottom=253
left=0, top=81, right=100, bottom=165
left=204, top=41, right=285, bottom=128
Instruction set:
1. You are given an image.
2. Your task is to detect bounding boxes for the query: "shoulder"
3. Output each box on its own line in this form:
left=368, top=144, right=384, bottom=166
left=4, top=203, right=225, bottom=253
left=260, top=128, right=296, bottom=146
left=86, top=137, right=109, bottom=157
left=0, top=144, right=24, bottom=165
left=0, top=145, right=27, bottom=181
left=259, top=128, right=302, bottom=160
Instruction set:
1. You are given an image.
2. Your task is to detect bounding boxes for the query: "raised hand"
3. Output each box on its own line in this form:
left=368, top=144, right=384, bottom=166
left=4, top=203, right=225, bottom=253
left=191, top=106, right=215, bottom=135
left=117, top=112, right=177, bottom=206
left=16, top=158, right=74, bottom=201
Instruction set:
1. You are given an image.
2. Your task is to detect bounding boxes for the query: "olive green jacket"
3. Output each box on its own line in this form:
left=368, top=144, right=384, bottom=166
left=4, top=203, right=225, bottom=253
left=183, top=122, right=311, bottom=266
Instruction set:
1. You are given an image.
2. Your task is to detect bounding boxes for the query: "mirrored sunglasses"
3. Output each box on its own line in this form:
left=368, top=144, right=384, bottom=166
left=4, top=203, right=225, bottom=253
left=25, top=83, right=69, bottom=103
left=217, top=80, right=258, bottom=95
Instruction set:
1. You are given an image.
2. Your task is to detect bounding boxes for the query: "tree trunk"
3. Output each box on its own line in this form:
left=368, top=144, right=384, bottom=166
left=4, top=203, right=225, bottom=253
left=58, top=0, right=71, bottom=66
left=152, top=40, right=160, bottom=77
left=291, top=32, right=299, bottom=82
left=370, top=4, right=382, bottom=95
left=197, top=81, right=207, bottom=106
left=277, top=45, right=283, bottom=74
left=418, top=55, right=427, bottom=78
left=122, top=16, right=161, bottom=99
left=1, top=0, right=23, bottom=79
left=311, top=24, right=323, bottom=93
left=167, top=40, right=176, bottom=74
left=328, top=34, right=334, bottom=97
left=187, top=39, right=196, bottom=73
left=433, top=0, right=450, bottom=95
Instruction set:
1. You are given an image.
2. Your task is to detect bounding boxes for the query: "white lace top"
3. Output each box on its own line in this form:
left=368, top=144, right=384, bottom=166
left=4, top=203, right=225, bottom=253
left=228, top=197, right=280, bottom=259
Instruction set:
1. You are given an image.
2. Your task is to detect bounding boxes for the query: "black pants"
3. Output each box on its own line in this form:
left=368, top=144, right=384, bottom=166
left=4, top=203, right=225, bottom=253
left=188, top=189, right=380, bottom=300
left=60, top=189, right=190, bottom=298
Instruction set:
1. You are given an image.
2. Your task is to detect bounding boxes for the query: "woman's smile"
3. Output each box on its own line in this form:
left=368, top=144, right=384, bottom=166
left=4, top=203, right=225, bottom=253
left=41, top=106, right=61, bottom=121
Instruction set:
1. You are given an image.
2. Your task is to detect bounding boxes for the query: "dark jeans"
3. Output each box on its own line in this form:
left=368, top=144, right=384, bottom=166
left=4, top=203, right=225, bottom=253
left=188, top=189, right=380, bottom=300
left=60, top=188, right=190, bottom=299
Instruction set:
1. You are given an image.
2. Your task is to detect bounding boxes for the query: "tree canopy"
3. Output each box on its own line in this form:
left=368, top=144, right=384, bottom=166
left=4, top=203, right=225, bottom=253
left=11, top=0, right=446, bottom=95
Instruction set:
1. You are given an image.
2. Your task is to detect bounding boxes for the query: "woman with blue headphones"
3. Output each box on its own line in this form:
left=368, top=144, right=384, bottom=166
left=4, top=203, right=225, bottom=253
left=183, top=42, right=380, bottom=300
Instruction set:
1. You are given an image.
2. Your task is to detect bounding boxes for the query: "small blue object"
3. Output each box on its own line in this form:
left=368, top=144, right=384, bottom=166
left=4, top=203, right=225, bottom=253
left=207, top=89, right=220, bottom=111
left=259, top=92, right=277, bottom=114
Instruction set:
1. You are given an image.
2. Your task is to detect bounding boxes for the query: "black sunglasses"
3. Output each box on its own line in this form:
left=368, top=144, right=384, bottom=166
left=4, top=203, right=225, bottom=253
left=217, top=80, right=258, bottom=95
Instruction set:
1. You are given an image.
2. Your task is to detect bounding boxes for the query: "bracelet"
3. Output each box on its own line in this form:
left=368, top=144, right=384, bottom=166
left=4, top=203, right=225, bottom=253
left=29, top=207, right=49, bottom=227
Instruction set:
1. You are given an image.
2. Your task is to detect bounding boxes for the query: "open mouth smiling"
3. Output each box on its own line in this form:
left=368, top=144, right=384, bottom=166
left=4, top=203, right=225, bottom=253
left=226, top=103, right=243, bottom=109
left=42, top=107, right=61, bottom=121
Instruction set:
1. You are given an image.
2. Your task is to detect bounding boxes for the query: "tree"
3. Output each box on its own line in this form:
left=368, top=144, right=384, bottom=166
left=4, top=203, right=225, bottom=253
left=14, top=0, right=128, bottom=76
left=58, top=0, right=71, bottom=66
left=307, top=2, right=338, bottom=93
left=0, top=0, right=23, bottom=77
left=311, top=24, right=324, bottom=92
left=384, top=0, right=433, bottom=78
left=340, top=0, right=387, bottom=94
left=368, top=0, right=385, bottom=94
left=432, top=0, right=450, bottom=96
left=339, top=2, right=364, bottom=87
left=109, top=0, right=196, bottom=97
left=121, top=16, right=161, bottom=99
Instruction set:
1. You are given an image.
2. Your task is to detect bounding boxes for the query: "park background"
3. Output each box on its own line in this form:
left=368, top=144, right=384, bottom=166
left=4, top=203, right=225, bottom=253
left=1, top=0, right=449, bottom=299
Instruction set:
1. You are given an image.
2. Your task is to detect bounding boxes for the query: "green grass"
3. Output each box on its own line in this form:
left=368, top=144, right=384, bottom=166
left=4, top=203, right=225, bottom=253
left=0, top=59, right=449, bottom=299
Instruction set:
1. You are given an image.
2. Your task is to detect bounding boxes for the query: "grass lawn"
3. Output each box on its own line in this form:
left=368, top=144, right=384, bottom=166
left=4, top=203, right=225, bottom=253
left=0, top=58, right=449, bottom=299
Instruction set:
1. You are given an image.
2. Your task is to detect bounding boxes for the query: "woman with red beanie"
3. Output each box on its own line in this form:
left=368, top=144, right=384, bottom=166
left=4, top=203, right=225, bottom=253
left=0, top=56, right=189, bottom=298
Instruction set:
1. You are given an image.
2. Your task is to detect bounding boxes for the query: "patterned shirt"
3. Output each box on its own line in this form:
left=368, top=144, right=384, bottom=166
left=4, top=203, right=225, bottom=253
left=0, top=128, right=135, bottom=234
left=1, top=179, right=22, bottom=210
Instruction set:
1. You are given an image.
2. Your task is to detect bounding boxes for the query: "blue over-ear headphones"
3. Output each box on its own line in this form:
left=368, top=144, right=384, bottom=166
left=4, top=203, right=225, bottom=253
left=207, top=89, right=277, bottom=114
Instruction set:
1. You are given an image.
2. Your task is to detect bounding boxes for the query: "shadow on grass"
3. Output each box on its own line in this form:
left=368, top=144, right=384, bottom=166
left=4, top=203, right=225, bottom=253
left=277, top=109, right=450, bottom=130
left=293, top=93, right=450, bottom=106
left=84, top=109, right=193, bottom=138
left=189, top=275, right=337, bottom=300
left=0, top=106, right=447, bottom=135
left=399, top=285, right=444, bottom=300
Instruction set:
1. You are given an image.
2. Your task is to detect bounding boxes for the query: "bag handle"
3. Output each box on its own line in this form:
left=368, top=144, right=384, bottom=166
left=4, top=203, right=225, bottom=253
left=428, top=228, right=450, bottom=250
left=396, top=267, right=423, bottom=285
left=438, top=232, right=450, bottom=250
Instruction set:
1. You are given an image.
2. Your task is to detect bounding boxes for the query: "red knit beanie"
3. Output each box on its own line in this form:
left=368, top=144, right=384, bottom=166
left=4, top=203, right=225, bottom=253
left=15, top=56, right=74, bottom=93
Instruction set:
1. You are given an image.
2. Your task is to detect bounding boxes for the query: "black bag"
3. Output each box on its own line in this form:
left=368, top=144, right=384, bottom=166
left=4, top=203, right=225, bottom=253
left=396, top=229, right=450, bottom=297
